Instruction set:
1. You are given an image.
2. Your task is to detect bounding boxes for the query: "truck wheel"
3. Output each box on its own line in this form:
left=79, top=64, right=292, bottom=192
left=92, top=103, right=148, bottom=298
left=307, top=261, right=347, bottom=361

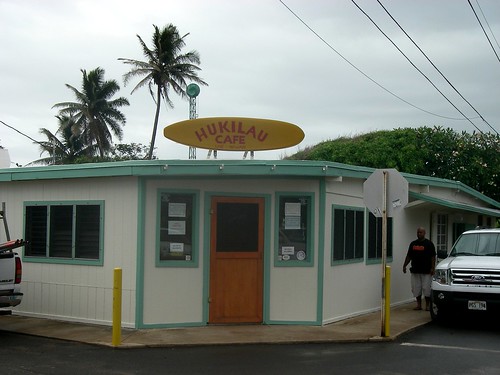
left=430, top=296, right=446, bottom=323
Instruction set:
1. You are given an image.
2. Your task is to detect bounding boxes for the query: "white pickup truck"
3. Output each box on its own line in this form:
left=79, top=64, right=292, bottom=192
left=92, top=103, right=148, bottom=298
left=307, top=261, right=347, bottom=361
left=0, top=240, right=24, bottom=309
left=430, top=228, right=500, bottom=322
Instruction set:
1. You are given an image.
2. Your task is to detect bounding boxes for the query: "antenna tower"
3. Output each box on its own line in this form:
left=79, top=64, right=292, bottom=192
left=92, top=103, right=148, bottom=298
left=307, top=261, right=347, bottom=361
left=186, top=84, right=200, bottom=159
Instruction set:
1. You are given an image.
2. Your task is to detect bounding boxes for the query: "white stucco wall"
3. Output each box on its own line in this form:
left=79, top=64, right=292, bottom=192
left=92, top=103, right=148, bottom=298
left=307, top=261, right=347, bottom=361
left=1, top=177, right=138, bottom=327
left=322, top=177, right=387, bottom=322
left=141, top=178, right=321, bottom=325
left=266, top=179, right=320, bottom=323
left=322, top=177, right=422, bottom=324
left=141, top=178, right=205, bottom=325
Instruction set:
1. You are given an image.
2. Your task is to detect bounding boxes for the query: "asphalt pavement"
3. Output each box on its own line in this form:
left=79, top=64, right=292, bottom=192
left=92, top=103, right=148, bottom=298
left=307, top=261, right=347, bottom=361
left=0, top=302, right=431, bottom=348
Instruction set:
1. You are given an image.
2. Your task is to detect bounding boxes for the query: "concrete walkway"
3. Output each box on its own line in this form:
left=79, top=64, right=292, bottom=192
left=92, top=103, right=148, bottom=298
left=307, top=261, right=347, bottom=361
left=0, top=303, right=431, bottom=348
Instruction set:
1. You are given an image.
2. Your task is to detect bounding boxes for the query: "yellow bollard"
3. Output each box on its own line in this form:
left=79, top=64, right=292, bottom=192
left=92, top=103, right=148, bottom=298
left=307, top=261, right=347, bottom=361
left=384, top=266, right=391, bottom=337
left=112, top=268, right=122, bottom=347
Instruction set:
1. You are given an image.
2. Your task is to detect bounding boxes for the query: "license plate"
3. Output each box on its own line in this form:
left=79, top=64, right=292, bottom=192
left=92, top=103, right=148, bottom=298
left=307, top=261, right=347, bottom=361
left=468, top=300, right=487, bottom=310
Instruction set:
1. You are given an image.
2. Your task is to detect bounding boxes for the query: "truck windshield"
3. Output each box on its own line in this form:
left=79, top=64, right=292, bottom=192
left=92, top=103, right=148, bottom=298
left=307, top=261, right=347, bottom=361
left=450, top=233, right=500, bottom=257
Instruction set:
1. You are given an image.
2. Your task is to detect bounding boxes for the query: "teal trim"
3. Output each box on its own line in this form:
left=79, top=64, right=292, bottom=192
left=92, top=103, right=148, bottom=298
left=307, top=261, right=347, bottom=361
left=22, top=257, right=103, bottom=266
left=138, top=321, right=206, bottom=329
left=0, top=160, right=369, bottom=181
left=316, top=179, right=326, bottom=324
left=22, top=200, right=104, bottom=266
left=409, top=191, right=500, bottom=217
left=24, top=200, right=103, bottom=205
left=274, top=192, right=315, bottom=267
left=265, top=319, right=321, bottom=326
left=202, top=193, right=211, bottom=324
left=2, top=160, right=498, bottom=208
left=100, top=204, right=105, bottom=264
left=331, top=204, right=365, bottom=266
left=155, top=189, right=200, bottom=268
left=135, top=178, right=147, bottom=328
left=332, top=258, right=364, bottom=266
left=404, top=174, right=500, bottom=208
left=262, top=194, right=272, bottom=324
left=365, top=257, right=393, bottom=265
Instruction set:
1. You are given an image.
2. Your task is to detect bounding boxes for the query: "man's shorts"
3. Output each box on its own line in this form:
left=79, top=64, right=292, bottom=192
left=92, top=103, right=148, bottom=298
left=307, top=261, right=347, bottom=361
left=411, top=273, right=432, bottom=298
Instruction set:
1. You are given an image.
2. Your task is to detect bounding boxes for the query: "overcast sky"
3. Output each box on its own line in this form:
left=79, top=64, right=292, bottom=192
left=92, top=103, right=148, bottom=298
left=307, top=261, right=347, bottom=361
left=1, top=0, right=499, bottom=166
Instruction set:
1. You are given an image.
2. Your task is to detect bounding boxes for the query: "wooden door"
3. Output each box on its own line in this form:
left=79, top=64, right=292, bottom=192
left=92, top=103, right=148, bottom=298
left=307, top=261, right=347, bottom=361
left=209, top=196, right=264, bottom=324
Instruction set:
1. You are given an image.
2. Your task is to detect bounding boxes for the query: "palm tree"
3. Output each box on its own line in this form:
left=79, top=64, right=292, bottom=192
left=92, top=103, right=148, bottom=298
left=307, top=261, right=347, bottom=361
left=52, top=68, right=129, bottom=158
left=32, top=115, right=97, bottom=165
left=119, top=24, right=207, bottom=160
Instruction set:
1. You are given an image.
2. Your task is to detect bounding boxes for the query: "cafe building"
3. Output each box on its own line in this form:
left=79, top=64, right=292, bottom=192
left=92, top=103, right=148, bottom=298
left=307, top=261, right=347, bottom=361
left=1, top=117, right=499, bottom=329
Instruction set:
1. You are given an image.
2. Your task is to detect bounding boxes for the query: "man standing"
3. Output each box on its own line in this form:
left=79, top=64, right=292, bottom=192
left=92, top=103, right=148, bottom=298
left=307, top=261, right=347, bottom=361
left=403, top=227, right=436, bottom=311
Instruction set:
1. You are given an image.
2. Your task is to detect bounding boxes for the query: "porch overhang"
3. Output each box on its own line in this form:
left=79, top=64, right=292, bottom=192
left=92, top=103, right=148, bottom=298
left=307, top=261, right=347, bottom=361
left=408, top=191, right=500, bottom=217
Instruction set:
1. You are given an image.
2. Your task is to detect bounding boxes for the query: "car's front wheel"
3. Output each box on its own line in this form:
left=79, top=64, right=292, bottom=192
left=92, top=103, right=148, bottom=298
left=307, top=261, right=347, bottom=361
left=430, top=295, right=447, bottom=323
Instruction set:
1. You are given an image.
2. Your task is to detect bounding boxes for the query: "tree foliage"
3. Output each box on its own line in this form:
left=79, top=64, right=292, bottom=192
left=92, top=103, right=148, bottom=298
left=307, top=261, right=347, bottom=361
left=288, top=127, right=500, bottom=202
left=63, top=142, right=154, bottom=163
left=108, top=143, right=152, bottom=161
left=31, top=115, right=98, bottom=165
left=119, top=24, right=207, bottom=160
left=37, top=68, right=131, bottom=165
left=33, top=138, right=152, bottom=165
left=52, top=67, right=129, bottom=158
left=35, top=23, right=205, bottom=165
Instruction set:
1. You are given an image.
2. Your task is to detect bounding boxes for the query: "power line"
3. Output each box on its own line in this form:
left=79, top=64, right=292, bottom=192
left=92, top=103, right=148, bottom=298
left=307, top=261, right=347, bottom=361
left=0, top=120, right=43, bottom=146
left=0, top=120, right=44, bottom=167
left=475, top=0, right=500, bottom=51
left=351, top=0, right=485, bottom=134
left=376, top=0, right=498, bottom=135
left=468, top=0, right=500, bottom=64
left=278, top=0, right=477, bottom=121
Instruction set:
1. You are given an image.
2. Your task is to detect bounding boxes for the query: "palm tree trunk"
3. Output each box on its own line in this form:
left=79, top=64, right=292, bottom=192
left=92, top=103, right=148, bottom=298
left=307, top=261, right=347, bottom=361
left=147, top=85, right=163, bottom=160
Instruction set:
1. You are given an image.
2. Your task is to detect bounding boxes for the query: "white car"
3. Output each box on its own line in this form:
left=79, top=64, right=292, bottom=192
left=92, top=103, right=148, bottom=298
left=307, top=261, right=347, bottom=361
left=430, top=228, right=500, bottom=322
left=0, top=240, right=24, bottom=309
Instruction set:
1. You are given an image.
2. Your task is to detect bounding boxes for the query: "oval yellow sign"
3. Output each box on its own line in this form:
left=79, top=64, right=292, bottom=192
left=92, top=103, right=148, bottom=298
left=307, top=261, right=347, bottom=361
left=163, top=117, right=304, bottom=151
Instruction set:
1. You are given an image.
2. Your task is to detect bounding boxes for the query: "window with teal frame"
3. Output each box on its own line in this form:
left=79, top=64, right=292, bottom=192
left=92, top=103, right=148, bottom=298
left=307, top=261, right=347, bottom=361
left=157, top=190, right=198, bottom=266
left=24, top=201, right=104, bottom=265
left=275, top=192, right=314, bottom=266
left=332, top=205, right=364, bottom=264
left=367, top=212, right=393, bottom=261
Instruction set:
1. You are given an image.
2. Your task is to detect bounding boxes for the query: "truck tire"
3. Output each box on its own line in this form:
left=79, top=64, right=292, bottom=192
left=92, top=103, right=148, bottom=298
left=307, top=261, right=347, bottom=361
left=430, top=296, right=447, bottom=323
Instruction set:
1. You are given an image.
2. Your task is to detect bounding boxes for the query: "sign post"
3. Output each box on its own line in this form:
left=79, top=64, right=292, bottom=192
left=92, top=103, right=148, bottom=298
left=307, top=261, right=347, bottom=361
left=363, top=169, right=408, bottom=337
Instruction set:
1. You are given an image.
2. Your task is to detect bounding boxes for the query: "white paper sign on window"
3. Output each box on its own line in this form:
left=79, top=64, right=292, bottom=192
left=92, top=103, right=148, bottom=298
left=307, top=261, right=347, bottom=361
left=170, top=243, right=184, bottom=253
left=169, top=203, right=186, bottom=218
left=285, top=202, right=301, bottom=216
left=284, top=216, right=301, bottom=230
left=168, top=220, right=186, bottom=235
left=281, top=246, right=295, bottom=255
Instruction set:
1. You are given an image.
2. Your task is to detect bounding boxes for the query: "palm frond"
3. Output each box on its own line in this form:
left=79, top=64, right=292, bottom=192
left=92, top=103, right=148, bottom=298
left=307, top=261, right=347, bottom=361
left=119, top=23, right=208, bottom=159
left=53, top=67, right=129, bottom=159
